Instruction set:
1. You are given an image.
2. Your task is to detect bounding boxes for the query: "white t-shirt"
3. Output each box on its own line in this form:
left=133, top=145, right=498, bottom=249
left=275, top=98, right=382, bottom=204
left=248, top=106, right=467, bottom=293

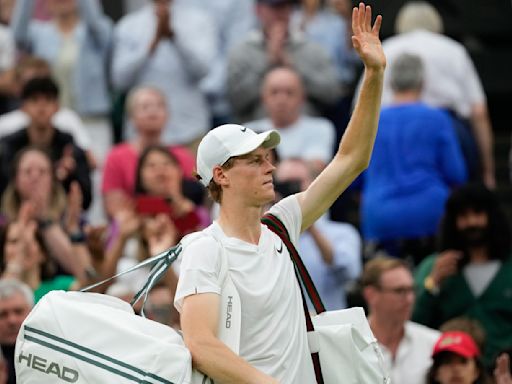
left=174, top=196, right=316, bottom=384
left=379, top=321, right=440, bottom=384
left=246, top=116, right=335, bottom=164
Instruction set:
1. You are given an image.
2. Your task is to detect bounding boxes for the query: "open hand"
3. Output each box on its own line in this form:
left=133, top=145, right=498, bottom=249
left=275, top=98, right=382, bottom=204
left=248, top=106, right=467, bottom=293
left=351, top=3, right=386, bottom=71
left=56, top=144, right=76, bottom=182
left=495, top=353, right=512, bottom=384
left=431, top=250, right=462, bottom=285
left=143, top=214, right=178, bottom=255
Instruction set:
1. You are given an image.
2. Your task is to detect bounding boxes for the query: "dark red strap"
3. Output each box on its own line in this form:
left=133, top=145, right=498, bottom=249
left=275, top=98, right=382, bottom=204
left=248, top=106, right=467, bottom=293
left=262, top=213, right=325, bottom=383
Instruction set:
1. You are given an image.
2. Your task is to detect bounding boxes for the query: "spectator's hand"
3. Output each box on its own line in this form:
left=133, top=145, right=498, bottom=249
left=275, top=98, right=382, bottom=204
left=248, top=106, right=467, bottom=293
left=431, top=250, right=462, bottom=286
left=495, top=353, right=512, bottom=384
left=266, top=22, right=289, bottom=66
left=85, top=224, right=107, bottom=263
left=114, top=206, right=141, bottom=241
left=56, top=144, right=77, bottom=182
left=64, top=181, right=83, bottom=233
left=143, top=213, right=178, bottom=255
left=152, top=1, right=174, bottom=44
left=6, top=204, right=41, bottom=274
left=351, top=3, right=385, bottom=71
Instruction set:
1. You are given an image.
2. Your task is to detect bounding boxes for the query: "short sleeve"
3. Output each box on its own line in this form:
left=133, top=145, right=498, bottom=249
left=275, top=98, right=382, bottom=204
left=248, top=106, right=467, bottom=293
left=266, top=195, right=302, bottom=246
left=174, top=236, right=222, bottom=312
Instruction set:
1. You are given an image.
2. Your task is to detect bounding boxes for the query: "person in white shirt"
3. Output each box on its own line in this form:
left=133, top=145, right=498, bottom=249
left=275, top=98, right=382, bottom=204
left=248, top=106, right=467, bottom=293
left=173, top=4, right=386, bottom=383
left=362, top=256, right=440, bottom=384
left=0, top=56, right=92, bottom=159
left=380, top=1, right=494, bottom=188
left=246, top=66, right=336, bottom=173
left=111, top=0, right=217, bottom=149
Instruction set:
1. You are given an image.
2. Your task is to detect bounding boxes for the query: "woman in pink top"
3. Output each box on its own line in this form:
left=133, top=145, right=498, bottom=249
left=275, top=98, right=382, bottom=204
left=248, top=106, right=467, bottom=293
left=101, top=85, right=195, bottom=218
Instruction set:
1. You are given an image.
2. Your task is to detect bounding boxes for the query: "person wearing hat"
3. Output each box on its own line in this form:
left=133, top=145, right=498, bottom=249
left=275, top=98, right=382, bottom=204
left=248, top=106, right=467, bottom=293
left=426, top=331, right=492, bottom=384
left=174, top=3, right=385, bottom=383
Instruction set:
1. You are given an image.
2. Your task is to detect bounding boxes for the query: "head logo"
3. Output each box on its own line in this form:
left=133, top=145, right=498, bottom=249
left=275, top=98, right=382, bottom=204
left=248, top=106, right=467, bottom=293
left=18, top=352, right=79, bottom=382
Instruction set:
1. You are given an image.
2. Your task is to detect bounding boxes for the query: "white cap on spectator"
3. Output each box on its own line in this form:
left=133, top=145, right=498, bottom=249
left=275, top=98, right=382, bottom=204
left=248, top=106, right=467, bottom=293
left=196, top=124, right=280, bottom=187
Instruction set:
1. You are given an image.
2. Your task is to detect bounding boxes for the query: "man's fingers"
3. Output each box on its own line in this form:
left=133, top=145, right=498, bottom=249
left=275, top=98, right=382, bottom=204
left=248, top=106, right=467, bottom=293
left=372, top=14, right=382, bottom=34
left=358, top=3, right=365, bottom=31
left=364, top=5, right=372, bottom=31
left=351, top=6, right=360, bottom=35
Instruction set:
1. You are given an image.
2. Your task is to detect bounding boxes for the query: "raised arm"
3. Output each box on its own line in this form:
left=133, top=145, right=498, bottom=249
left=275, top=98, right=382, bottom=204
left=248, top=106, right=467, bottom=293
left=297, top=3, right=386, bottom=231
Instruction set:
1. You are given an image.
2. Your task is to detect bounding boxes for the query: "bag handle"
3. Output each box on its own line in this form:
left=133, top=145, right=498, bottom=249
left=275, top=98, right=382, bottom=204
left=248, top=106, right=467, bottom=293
left=261, top=213, right=325, bottom=384
left=81, top=243, right=183, bottom=317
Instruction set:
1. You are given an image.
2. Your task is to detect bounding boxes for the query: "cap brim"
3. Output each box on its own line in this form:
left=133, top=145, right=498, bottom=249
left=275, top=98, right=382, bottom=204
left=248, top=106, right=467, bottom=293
left=230, top=130, right=280, bottom=157
left=433, top=345, right=477, bottom=359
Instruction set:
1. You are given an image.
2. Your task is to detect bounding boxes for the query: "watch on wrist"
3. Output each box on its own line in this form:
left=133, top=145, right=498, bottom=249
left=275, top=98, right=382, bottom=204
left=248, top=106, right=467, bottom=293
left=38, top=218, right=55, bottom=230
left=424, top=275, right=440, bottom=296
left=69, top=232, right=86, bottom=244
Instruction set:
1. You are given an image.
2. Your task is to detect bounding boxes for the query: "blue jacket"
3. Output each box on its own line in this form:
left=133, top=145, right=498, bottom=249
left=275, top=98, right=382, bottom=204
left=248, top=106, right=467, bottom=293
left=362, top=102, right=467, bottom=240
left=11, top=0, right=112, bottom=116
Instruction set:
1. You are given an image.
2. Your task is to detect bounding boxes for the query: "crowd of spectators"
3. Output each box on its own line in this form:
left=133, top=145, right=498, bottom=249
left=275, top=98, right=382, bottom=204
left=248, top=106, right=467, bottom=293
left=0, top=0, right=509, bottom=383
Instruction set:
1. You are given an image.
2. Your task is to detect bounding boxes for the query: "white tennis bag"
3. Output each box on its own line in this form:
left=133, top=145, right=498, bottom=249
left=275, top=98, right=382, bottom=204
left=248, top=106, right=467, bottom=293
left=15, top=291, right=192, bottom=384
left=15, top=231, right=241, bottom=384
left=310, top=307, right=389, bottom=384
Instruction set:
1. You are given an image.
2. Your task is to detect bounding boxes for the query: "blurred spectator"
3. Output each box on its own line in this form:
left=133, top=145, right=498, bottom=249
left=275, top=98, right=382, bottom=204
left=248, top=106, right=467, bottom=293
left=227, top=0, right=340, bottom=124
left=361, top=53, right=467, bottom=264
left=0, top=56, right=94, bottom=166
left=0, top=77, right=92, bottom=209
left=413, top=184, right=512, bottom=367
left=426, top=331, right=492, bottom=384
left=187, top=0, right=255, bottom=127
left=292, top=0, right=359, bottom=91
left=0, top=279, right=33, bottom=384
left=0, top=147, right=88, bottom=280
left=246, top=66, right=335, bottom=173
left=0, top=207, right=80, bottom=303
left=440, top=317, right=487, bottom=353
left=0, top=0, right=14, bottom=25
left=111, top=0, right=216, bottom=149
left=292, top=0, right=360, bottom=139
left=362, top=256, right=440, bottom=384
left=275, top=158, right=361, bottom=310
left=380, top=1, right=494, bottom=188
left=11, top=0, right=113, bottom=161
left=101, top=86, right=197, bottom=218
left=134, top=145, right=207, bottom=235
left=102, top=145, right=207, bottom=295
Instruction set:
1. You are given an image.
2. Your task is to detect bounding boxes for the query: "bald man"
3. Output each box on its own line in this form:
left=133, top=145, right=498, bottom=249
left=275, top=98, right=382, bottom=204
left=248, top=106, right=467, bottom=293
left=245, top=66, right=335, bottom=172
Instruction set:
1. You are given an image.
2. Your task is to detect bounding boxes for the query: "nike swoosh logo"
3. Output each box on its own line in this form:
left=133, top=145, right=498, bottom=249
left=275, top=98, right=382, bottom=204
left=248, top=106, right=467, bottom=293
left=276, top=241, right=283, bottom=254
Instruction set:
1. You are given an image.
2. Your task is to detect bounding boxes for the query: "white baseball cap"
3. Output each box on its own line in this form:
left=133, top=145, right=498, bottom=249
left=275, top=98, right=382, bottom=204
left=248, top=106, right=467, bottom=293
left=196, top=124, right=280, bottom=187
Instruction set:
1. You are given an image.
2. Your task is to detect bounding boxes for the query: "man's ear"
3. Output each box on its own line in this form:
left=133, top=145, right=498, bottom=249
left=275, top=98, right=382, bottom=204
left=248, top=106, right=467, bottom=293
left=362, top=286, right=377, bottom=307
left=212, top=165, right=229, bottom=187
